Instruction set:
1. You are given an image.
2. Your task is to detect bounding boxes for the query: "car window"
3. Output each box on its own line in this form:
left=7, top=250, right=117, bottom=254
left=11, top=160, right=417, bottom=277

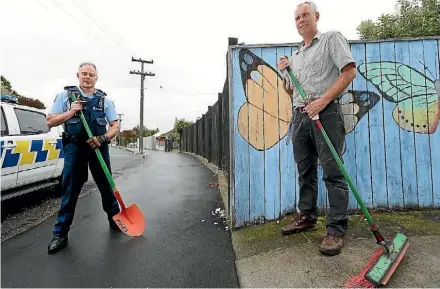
left=14, top=108, right=49, bottom=135
left=1, top=107, right=8, bottom=136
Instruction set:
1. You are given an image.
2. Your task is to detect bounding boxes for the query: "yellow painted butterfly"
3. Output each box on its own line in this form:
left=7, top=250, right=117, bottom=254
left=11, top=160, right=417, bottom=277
left=237, top=49, right=292, bottom=151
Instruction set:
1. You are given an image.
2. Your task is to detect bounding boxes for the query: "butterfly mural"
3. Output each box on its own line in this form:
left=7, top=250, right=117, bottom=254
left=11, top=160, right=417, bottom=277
left=358, top=61, right=440, bottom=134
left=237, top=48, right=381, bottom=151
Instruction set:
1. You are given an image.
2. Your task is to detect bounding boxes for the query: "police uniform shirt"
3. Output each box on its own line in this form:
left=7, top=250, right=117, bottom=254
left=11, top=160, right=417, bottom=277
left=50, top=86, right=118, bottom=123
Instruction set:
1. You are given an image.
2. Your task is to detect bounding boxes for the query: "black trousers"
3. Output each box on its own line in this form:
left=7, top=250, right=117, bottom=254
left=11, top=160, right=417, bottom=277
left=292, top=101, right=349, bottom=236
left=52, top=141, right=120, bottom=237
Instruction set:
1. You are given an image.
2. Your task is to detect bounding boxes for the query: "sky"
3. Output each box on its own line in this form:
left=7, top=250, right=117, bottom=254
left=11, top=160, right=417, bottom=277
left=0, top=0, right=398, bottom=133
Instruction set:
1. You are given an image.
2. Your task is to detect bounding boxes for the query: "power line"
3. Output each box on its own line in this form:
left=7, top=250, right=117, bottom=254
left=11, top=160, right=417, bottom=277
left=48, top=0, right=108, bottom=54
left=159, top=87, right=218, bottom=96
left=73, top=0, right=131, bottom=57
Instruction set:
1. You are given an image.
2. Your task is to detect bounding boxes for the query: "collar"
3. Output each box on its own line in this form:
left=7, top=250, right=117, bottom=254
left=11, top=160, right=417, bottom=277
left=295, top=30, right=322, bottom=54
left=78, top=86, right=96, bottom=98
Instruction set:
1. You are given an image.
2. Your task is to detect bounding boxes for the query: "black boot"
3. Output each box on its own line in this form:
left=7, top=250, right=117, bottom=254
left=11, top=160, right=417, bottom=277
left=109, top=218, right=120, bottom=231
left=47, top=236, right=68, bottom=254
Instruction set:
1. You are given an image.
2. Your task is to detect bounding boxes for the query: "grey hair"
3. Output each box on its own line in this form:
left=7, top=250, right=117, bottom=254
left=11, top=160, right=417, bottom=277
left=298, top=1, right=319, bottom=14
left=78, top=62, right=97, bottom=73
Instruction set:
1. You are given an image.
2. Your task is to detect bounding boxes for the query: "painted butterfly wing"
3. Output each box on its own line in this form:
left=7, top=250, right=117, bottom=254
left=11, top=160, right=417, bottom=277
left=358, top=61, right=437, bottom=102
left=358, top=61, right=439, bottom=134
left=340, top=90, right=381, bottom=134
left=237, top=49, right=292, bottom=151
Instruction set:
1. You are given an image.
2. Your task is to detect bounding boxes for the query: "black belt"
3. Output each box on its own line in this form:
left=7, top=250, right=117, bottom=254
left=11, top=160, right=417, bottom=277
left=62, top=133, right=88, bottom=145
left=294, top=98, right=340, bottom=112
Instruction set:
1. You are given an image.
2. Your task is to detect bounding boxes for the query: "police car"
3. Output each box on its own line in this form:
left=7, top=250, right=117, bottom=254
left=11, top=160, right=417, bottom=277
left=1, top=94, right=64, bottom=201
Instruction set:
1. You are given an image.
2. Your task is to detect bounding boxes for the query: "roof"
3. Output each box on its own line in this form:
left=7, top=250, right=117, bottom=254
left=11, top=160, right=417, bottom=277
left=1, top=94, right=47, bottom=113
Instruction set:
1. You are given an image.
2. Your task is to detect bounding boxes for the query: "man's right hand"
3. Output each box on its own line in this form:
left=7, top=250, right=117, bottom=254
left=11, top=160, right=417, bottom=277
left=69, top=100, right=84, bottom=114
left=278, top=55, right=291, bottom=72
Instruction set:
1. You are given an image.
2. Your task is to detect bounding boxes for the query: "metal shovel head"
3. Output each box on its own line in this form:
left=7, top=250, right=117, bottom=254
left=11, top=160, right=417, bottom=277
left=112, top=204, right=146, bottom=237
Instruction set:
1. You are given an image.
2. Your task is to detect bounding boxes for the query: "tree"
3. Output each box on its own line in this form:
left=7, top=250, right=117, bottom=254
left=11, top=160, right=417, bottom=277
left=175, top=118, right=193, bottom=135
left=160, top=118, right=193, bottom=141
left=1, top=76, right=46, bottom=109
left=357, top=0, right=440, bottom=40
left=132, top=125, right=159, bottom=137
left=120, top=129, right=137, bottom=146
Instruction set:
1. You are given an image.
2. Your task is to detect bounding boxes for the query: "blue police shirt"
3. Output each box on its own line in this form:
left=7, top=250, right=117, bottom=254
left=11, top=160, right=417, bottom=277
left=49, top=87, right=118, bottom=123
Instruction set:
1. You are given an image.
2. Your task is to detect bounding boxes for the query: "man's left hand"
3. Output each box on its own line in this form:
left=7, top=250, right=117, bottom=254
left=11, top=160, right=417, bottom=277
left=87, top=135, right=109, bottom=149
left=304, top=97, right=330, bottom=119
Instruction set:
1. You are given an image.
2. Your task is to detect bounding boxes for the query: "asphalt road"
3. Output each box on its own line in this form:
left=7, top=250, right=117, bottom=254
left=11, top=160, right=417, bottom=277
left=1, top=149, right=239, bottom=288
left=1, top=146, right=144, bottom=241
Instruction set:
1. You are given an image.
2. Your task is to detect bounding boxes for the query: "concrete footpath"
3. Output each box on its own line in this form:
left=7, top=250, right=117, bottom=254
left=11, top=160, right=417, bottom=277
left=190, top=151, right=440, bottom=288
left=231, top=210, right=440, bottom=288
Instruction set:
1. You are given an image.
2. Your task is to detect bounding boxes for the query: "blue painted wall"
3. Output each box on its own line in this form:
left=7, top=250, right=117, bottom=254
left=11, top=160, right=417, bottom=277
left=229, top=37, right=440, bottom=228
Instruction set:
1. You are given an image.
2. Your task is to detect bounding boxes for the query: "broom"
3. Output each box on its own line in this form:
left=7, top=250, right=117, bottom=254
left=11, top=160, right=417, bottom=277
left=284, top=64, right=410, bottom=288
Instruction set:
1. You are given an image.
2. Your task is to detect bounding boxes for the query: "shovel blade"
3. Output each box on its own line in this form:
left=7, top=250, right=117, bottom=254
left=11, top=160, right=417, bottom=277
left=112, top=204, right=146, bottom=236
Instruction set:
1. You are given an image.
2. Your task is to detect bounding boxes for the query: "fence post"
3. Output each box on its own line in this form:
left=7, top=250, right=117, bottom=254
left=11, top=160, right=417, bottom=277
left=193, top=121, right=197, bottom=154
left=221, top=83, right=229, bottom=175
left=181, top=127, right=184, bottom=152
left=187, top=126, right=191, bottom=153
left=224, top=37, right=237, bottom=176
left=206, top=106, right=212, bottom=163
left=212, top=102, right=218, bottom=166
left=185, top=127, right=188, bottom=152
left=185, top=126, right=188, bottom=152
left=201, top=114, right=206, bottom=158
left=218, top=92, right=223, bottom=169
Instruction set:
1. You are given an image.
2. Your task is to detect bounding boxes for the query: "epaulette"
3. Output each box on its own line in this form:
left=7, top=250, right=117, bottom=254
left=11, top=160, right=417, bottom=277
left=95, top=89, right=107, bottom=98
left=64, top=86, right=81, bottom=102
left=64, top=86, right=80, bottom=92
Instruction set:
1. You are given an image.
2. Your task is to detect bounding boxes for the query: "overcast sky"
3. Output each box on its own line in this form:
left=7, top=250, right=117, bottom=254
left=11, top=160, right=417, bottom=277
left=1, top=0, right=398, bottom=133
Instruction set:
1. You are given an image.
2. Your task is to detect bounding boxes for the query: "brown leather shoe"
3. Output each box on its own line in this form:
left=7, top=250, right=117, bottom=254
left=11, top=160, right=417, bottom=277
left=318, top=232, right=344, bottom=256
left=280, top=213, right=317, bottom=235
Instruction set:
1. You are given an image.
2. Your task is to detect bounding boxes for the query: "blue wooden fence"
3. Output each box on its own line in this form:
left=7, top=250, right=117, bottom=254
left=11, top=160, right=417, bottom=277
left=228, top=36, right=440, bottom=228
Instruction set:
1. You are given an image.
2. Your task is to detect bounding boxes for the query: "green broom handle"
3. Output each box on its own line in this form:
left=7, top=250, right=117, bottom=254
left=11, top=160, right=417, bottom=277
left=286, top=67, right=375, bottom=226
left=69, top=94, right=116, bottom=190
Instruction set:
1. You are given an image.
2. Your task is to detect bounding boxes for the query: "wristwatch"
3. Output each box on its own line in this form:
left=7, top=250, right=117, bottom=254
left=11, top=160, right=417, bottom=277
left=103, top=134, right=111, bottom=143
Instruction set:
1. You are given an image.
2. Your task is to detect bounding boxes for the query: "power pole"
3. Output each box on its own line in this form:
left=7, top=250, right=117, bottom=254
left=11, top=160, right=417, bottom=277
left=117, top=113, right=123, bottom=146
left=130, top=57, right=155, bottom=154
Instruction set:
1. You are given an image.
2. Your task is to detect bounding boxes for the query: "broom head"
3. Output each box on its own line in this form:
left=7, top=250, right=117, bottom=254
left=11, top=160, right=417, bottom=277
left=344, top=232, right=409, bottom=288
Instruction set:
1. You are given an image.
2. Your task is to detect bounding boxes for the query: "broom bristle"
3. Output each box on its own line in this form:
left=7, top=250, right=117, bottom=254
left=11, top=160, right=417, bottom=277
left=344, top=275, right=376, bottom=288
left=344, top=248, right=384, bottom=288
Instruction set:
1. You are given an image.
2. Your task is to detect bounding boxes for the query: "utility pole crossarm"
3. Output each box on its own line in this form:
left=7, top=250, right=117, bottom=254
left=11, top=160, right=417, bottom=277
left=129, top=70, right=155, bottom=76
left=131, top=57, right=154, bottom=64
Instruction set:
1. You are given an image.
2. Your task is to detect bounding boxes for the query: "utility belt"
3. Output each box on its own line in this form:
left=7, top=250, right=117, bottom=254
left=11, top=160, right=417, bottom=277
left=62, top=132, right=88, bottom=146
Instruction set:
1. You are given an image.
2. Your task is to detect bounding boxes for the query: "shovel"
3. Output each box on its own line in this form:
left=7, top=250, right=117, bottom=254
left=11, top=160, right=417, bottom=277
left=70, top=93, right=146, bottom=237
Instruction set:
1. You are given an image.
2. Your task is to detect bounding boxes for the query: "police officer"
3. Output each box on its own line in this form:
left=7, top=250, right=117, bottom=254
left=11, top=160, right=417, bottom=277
left=46, top=62, right=121, bottom=254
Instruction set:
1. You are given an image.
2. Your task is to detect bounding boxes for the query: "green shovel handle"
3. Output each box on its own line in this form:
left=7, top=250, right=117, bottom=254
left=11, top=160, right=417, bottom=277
left=69, top=94, right=116, bottom=191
